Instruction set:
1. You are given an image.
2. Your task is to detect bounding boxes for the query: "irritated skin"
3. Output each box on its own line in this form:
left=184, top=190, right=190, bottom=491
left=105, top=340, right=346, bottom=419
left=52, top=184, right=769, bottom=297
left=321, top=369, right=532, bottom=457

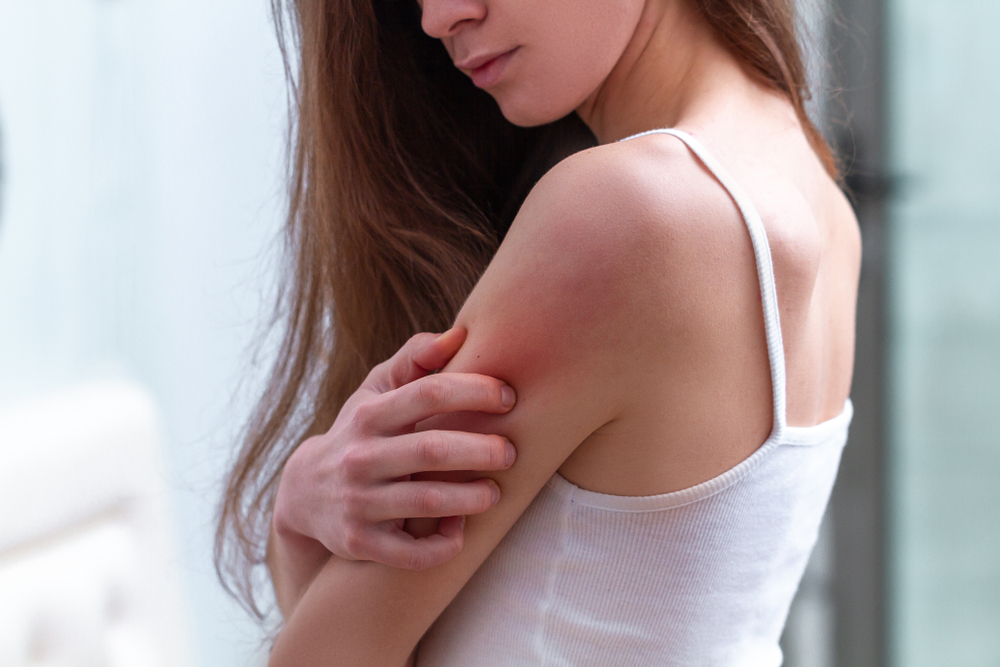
left=267, top=0, right=861, bottom=662
left=268, top=143, right=644, bottom=667
left=268, top=133, right=858, bottom=665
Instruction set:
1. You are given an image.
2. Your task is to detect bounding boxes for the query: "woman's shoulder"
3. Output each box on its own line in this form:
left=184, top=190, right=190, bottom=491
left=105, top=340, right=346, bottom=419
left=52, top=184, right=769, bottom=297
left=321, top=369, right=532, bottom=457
left=458, top=136, right=731, bottom=384
left=517, top=132, right=738, bottom=240
left=504, top=132, right=757, bottom=299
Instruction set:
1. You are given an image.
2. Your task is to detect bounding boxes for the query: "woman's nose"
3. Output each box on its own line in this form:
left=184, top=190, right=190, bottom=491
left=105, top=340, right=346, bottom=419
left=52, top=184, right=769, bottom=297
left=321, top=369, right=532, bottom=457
left=420, top=0, right=487, bottom=39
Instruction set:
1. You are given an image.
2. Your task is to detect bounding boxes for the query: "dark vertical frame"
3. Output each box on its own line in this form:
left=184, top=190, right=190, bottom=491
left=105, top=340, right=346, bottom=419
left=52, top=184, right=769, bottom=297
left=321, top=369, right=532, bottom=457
left=826, top=0, right=890, bottom=664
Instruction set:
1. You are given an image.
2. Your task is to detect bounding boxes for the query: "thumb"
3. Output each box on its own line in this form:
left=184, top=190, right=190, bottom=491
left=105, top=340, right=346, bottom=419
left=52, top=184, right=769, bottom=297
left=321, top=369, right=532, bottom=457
left=374, top=326, right=468, bottom=392
left=413, top=326, right=467, bottom=373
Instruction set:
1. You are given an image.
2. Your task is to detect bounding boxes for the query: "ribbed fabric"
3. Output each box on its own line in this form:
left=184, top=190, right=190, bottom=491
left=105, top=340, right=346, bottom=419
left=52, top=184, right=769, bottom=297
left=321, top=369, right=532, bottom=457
left=417, top=129, right=852, bottom=667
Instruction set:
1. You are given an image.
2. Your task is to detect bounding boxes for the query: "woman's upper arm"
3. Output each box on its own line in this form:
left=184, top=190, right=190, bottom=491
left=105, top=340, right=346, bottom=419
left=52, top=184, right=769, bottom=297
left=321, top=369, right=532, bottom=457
left=268, top=151, right=659, bottom=666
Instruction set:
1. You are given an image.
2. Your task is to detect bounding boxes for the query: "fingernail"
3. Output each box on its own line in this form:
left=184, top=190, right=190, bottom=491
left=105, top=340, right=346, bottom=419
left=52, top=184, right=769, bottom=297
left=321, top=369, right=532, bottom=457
left=501, top=385, right=516, bottom=408
left=505, top=441, right=516, bottom=467
left=491, top=482, right=500, bottom=506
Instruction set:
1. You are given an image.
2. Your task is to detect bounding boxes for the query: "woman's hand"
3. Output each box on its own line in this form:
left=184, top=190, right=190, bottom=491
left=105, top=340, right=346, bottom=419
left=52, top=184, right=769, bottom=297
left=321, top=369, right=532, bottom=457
left=269, top=327, right=517, bottom=612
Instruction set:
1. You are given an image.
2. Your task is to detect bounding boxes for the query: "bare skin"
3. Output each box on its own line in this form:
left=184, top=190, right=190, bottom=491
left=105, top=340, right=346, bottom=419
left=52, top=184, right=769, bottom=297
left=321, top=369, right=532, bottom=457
left=270, top=328, right=517, bottom=612
left=266, top=0, right=862, bottom=662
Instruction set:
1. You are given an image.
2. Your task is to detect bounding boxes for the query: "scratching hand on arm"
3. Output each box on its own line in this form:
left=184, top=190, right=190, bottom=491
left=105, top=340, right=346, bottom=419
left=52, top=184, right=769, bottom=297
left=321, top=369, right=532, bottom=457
left=265, top=154, right=644, bottom=667
left=268, top=326, right=518, bottom=616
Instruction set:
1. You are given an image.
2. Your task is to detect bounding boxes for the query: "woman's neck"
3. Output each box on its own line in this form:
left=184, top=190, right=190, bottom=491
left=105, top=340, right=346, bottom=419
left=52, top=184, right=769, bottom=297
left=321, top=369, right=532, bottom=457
left=575, top=0, right=765, bottom=145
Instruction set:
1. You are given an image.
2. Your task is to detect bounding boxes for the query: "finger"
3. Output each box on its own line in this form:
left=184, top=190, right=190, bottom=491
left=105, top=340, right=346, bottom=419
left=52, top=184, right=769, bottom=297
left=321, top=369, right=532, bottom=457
left=368, top=431, right=516, bottom=479
left=360, top=522, right=465, bottom=570
left=364, top=479, right=500, bottom=522
left=437, top=514, right=466, bottom=541
left=373, top=372, right=516, bottom=432
left=409, top=327, right=467, bottom=377
left=368, top=327, right=468, bottom=394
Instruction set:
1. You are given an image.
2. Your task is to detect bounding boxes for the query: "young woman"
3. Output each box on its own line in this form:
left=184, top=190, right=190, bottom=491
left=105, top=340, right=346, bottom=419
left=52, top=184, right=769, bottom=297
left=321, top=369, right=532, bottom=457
left=217, top=0, right=861, bottom=663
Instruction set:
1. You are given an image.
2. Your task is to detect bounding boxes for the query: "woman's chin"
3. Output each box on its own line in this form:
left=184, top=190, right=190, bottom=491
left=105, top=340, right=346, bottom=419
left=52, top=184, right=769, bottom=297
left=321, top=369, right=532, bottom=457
left=495, top=95, right=574, bottom=129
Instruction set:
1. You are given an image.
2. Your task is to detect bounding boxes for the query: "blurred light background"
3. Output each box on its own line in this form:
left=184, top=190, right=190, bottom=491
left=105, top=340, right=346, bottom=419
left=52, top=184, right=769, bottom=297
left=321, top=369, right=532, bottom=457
left=0, top=0, right=285, bottom=664
left=0, top=0, right=996, bottom=666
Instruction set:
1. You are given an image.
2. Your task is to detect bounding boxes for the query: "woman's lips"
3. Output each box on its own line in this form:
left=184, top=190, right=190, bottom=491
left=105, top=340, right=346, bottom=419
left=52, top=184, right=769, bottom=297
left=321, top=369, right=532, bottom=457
left=464, top=48, right=518, bottom=89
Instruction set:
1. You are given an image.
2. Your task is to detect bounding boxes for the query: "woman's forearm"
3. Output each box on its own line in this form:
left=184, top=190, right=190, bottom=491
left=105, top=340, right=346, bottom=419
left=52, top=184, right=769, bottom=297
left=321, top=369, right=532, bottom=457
left=268, top=556, right=437, bottom=667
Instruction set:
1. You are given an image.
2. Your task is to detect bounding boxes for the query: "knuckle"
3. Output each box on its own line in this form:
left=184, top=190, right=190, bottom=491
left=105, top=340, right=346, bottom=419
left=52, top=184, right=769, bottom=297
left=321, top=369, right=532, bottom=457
left=365, top=359, right=393, bottom=391
left=271, top=498, right=295, bottom=536
left=418, top=377, right=450, bottom=408
left=416, top=486, right=444, bottom=514
left=334, top=489, right=365, bottom=528
left=406, top=550, right=430, bottom=571
left=351, top=398, right=381, bottom=433
left=403, top=333, right=434, bottom=365
left=447, top=535, right=463, bottom=559
left=338, top=445, right=369, bottom=481
left=369, top=358, right=390, bottom=379
left=409, top=332, right=435, bottom=348
left=342, top=526, right=367, bottom=558
left=338, top=484, right=365, bottom=512
left=416, top=432, right=449, bottom=467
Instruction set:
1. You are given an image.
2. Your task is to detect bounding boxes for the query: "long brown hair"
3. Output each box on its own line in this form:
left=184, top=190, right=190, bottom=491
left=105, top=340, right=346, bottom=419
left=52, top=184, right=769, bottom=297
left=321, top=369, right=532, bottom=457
left=216, top=0, right=837, bottom=616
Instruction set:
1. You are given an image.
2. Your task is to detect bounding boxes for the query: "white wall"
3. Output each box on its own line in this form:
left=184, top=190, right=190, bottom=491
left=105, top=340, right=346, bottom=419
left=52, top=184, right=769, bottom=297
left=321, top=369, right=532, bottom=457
left=0, top=0, right=288, bottom=663
left=887, top=0, right=1000, bottom=664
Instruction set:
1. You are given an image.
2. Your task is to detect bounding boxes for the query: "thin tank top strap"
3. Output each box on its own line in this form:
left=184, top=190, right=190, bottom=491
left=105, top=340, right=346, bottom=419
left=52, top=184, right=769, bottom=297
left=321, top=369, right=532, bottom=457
left=618, top=128, right=788, bottom=435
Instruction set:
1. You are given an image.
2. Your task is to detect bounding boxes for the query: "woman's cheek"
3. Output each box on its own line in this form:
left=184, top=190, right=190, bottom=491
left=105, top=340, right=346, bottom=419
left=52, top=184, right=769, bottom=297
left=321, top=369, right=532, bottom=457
left=492, top=64, right=595, bottom=127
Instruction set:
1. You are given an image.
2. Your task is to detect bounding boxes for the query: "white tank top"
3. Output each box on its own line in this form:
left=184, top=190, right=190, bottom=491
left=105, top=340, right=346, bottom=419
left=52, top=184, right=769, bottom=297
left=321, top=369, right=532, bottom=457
left=417, top=129, right=853, bottom=667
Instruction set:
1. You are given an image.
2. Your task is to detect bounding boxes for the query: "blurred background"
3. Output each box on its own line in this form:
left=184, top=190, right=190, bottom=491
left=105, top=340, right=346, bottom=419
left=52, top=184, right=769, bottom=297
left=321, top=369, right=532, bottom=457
left=0, top=0, right=283, bottom=664
left=0, top=0, right=996, bottom=666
